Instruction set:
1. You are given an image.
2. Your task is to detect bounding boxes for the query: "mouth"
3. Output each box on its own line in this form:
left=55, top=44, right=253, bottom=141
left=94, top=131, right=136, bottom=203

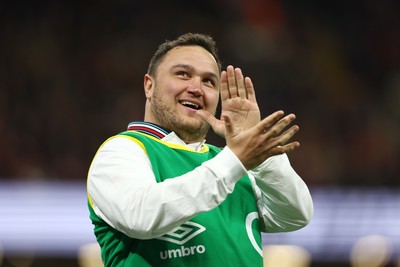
left=179, top=100, right=202, bottom=110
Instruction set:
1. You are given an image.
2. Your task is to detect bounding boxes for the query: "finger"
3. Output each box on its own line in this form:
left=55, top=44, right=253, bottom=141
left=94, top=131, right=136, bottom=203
left=279, top=125, right=300, bottom=145
left=220, top=71, right=230, bottom=101
left=196, top=110, right=219, bottom=126
left=227, top=65, right=238, bottom=97
left=245, top=77, right=256, bottom=102
left=235, top=67, right=246, bottom=98
left=197, top=110, right=226, bottom=138
left=267, top=125, right=299, bottom=148
left=263, top=114, right=296, bottom=138
left=269, top=141, right=300, bottom=156
left=255, top=110, right=285, bottom=134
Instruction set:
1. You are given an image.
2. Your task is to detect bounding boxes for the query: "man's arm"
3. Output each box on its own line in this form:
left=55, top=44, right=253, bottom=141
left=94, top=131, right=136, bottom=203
left=198, top=65, right=313, bottom=230
left=87, top=136, right=247, bottom=240
left=249, top=154, right=313, bottom=232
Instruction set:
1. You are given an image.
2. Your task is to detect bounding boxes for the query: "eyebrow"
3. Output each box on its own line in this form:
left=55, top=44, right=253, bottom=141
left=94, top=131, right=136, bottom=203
left=171, top=64, right=219, bottom=81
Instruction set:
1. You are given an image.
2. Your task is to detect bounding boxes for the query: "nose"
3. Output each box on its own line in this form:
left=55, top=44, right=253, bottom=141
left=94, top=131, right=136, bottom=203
left=187, top=77, right=203, bottom=97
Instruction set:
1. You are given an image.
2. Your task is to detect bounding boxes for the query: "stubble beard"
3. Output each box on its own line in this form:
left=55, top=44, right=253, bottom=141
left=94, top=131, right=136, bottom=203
left=151, top=90, right=211, bottom=143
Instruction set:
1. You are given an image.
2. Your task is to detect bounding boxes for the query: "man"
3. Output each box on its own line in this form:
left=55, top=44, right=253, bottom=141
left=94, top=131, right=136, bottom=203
left=87, top=33, right=313, bottom=267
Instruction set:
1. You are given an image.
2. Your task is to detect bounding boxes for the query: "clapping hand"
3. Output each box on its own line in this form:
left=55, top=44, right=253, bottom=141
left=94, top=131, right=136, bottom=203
left=197, top=65, right=300, bottom=169
left=197, top=65, right=260, bottom=137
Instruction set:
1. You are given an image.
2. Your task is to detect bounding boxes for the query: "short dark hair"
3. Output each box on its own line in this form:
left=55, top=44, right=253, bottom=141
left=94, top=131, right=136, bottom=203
left=147, top=33, right=222, bottom=76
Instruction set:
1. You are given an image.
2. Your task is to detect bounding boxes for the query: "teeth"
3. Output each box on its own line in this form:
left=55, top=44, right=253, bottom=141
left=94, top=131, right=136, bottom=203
left=180, top=101, right=200, bottom=109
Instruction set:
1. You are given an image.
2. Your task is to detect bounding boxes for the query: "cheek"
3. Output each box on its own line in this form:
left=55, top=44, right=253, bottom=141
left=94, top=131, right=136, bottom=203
left=163, top=81, right=184, bottom=97
left=205, top=90, right=220, bottom=110
left=153, top=82, right=177, bottom=101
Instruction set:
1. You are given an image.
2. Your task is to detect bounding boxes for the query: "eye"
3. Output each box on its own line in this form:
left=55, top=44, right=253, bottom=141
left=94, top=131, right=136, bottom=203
left=203, top=78, right=216, bottom=87
left=177, top=71, right=189, bottom=78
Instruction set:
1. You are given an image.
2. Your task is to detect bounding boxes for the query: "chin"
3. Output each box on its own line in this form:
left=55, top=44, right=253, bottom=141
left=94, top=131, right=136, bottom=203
left=177, top=121, right=208, bottom=138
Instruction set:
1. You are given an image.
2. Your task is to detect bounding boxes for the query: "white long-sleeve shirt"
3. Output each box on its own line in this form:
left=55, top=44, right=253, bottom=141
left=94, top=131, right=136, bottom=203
left=87, top=123, right=313, bottom=240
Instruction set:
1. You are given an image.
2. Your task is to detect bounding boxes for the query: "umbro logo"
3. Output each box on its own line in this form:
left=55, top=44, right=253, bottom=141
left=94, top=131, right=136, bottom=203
left=157, top=221, right=206, bottom=245
left=158, top=222, right=207, bottom=260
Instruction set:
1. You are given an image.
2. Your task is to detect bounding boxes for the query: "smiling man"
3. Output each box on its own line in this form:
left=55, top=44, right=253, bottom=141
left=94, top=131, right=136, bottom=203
left=143, top=45, right=220, bottom=143
left=87, top=33, right=313, bottom=267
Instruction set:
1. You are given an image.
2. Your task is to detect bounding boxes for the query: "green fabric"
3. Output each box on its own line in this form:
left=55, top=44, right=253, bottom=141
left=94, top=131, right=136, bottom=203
left=88, top=131, right=263, bottom=267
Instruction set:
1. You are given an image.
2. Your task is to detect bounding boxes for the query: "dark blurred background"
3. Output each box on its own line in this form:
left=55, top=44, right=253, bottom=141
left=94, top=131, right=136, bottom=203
left=0, top=0, right=399, bottom=266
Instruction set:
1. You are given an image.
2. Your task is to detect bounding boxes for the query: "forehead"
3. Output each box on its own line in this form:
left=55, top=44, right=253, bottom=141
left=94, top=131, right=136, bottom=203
left=159, top=46, right=219, bottom=75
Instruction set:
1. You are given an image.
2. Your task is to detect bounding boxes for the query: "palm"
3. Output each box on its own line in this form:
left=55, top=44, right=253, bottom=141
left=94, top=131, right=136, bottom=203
left=219, top=97, right=260, bottom=136
left=196, top=65, right=300, bottom=169
left=201, top=66, right=261, bottom=138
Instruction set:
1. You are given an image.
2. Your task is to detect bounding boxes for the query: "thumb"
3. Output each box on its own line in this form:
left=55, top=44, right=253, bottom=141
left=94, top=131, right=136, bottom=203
left=196, top=110, right=218, bottom=125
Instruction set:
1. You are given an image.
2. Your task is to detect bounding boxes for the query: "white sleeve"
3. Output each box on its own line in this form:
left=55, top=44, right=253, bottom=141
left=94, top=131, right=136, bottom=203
left=249, top=154, right=314, bottom=232
left=87, top=136, right=247, bottom=240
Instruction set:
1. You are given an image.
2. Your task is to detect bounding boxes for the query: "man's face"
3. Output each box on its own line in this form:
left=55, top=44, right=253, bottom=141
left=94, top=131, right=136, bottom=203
left=144, top=46, right=220, bottom=143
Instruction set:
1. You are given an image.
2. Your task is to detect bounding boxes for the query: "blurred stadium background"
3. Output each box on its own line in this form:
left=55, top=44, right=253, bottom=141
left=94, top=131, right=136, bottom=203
left=0, top=0, right=399, bottom=266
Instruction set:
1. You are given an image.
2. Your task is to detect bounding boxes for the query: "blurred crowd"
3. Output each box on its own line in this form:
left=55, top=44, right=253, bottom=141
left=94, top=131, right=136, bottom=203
left=0, top=0, right=399, bottom=186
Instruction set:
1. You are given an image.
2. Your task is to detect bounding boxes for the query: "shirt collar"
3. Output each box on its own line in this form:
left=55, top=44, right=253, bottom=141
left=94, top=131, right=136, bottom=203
left=127, top=122, right=170, bottom=139
left=127, top=121, right=206, bottom=151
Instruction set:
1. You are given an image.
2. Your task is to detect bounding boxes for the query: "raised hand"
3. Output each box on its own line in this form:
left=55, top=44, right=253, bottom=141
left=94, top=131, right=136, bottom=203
left=197, top=65, right=300, bottom=169
left=197, top=65, right=260, bottom=137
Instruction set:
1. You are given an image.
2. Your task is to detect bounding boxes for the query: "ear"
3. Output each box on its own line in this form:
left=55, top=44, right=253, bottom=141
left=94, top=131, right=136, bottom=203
left=144, top=74, right=154, bottom=99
